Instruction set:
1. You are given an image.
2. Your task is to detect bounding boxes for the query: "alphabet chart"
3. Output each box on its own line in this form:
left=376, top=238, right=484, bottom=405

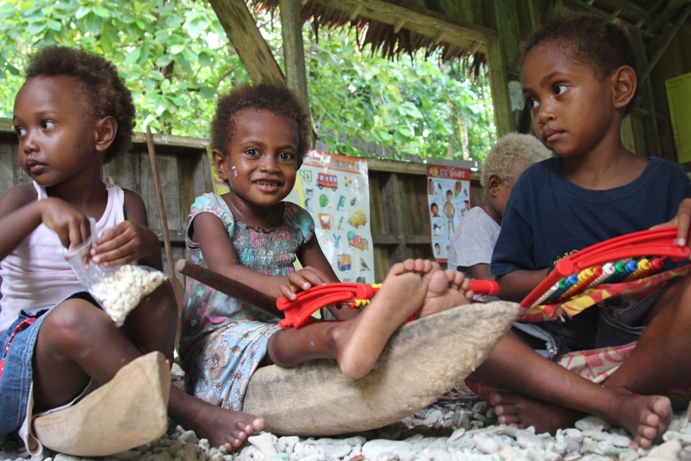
left=285, top=151, right=375, bottom=283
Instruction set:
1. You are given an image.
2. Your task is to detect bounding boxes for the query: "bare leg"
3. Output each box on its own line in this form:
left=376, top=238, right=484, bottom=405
left=268, top=259, right=437, bottom=379
left=336, top=259, right=440, bottom=378
left=474, top=332, right=671, bottom=449
left=32, top=284, right=263, bottom=451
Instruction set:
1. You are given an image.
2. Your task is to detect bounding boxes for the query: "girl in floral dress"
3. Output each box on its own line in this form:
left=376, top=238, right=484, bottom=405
left=180, top=83, right=473, bottom=414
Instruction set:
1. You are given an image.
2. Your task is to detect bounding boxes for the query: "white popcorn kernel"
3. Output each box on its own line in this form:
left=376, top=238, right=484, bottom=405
left=91, top=265, right=168, bottom=327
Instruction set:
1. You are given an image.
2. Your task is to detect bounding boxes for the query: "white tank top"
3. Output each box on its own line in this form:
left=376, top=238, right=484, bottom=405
left=0, top=182, right=126, bottom=332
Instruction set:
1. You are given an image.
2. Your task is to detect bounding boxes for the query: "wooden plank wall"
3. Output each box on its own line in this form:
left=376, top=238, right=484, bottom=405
left=0, top=124, right=483, bottom=283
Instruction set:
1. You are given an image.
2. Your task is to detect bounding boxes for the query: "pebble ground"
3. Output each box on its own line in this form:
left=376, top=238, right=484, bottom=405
left=2, top=384, right=690, bottom=461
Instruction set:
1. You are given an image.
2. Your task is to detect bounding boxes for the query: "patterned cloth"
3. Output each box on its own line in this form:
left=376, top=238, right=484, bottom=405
left=466, top=341, right=691, bottom=410
left=180, top=193, right=314, bottom=409
left=191, top=320, right=280, bottom=410
left=518, top=266, right=691, bottom=322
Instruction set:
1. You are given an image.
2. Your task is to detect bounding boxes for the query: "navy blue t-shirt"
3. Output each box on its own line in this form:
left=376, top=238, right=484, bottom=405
left=491, top=156, right=691, bottom=276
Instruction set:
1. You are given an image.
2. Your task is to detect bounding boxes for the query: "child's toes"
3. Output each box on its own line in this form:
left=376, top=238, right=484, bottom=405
left=224, top=438, right=241, bottom=451
left=634, top=435, right=653, bottom=450
left=497, top=414, right=521, bottom=426
left=390, top=261, right=407, bottom=275
left=250, top=418, right=265, bottom=432
left=494, top=403, right=519, bottom=418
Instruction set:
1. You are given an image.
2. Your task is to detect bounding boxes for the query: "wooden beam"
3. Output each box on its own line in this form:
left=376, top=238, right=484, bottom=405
left=280, top=0, right=316, bottom=147
left=349, top=4, right=362, bottom=20
left=484, top=0, right=518, bottom=136
left=563, top=0, right=655, bottom=38
left=280, top=0, right=310, bottom=109
left=468, top=41, right=482, bottom=55
left=596, top=0, right=654, bottom=24
left=527, top=0, right=538, bottom=32
left=372, top=234, right=431, bottom=245
left=647, top=0, right=691, bottom=35
left=393, top=18, right=406, bottom=33
left=647, top=0, right=667, bottom=15
left=311, top=0, right=497, bottom=46
left=433, top=30, right=446, bottom=45
left=636, top=33, right=662, bottom=157
left=208, top=0, right=285, bottom=86
left=642, top=4, right=691, bottom=82
left=486, top=38, right=513, bottom=137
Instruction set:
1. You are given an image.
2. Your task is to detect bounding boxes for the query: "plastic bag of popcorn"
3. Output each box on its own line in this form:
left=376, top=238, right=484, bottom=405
left=60, top=218, right=168, bottom=327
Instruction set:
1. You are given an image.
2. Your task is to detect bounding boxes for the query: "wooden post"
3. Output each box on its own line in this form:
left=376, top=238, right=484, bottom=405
left=209, top=0, right=286, bottom=86
left=486, top=38, right=513, bottom=137
left=636, top=33, right=662, bottom=158
left=484, top=0, right=520, bottom=137
left=280, top=0, right=309, bottom=104
left=280, top=0, right=315, bottom=146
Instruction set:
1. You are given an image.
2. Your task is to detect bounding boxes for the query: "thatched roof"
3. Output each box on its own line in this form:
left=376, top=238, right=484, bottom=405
left=250, top=0, right=689, bottom=75
left=250, top=0, right=496, bottom=76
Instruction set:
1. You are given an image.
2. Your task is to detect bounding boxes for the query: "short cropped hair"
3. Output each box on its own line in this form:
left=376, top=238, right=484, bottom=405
left=25, top=46, right=135, bottom=163
left=211, top=83, right=311, bottom=161
left=480, top=133, right=551, bottom=190
left=522, top=10, right=640, bottom=112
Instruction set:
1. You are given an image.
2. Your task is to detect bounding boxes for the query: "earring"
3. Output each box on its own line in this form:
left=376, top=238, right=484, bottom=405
left=232, top=166, right=238, bottom=177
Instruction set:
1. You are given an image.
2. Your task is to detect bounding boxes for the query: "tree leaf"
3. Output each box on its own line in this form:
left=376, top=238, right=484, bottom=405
left=123, top=47, right=142, bottom=66
left=92, top=5, right=110, bottom=18
left=75, top=7, right=90, bottom=19
left=27, top=21, right=47, bottom=35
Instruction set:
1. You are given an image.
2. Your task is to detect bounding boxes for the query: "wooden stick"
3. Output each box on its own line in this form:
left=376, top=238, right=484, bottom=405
left=176, top=260, right=281, bottom=318
left=145, top=127, right=175, bottom=278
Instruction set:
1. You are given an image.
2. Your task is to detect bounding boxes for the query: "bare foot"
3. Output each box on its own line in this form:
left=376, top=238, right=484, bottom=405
left=169, top=387, right=264, bottom=451
left=490, top=389, right=673, bottom=449
left=418, top=269, right=473, bottom=318
left=334, top=259, right=432, bottom=379
left=605, top=391, right=672, bottom=449
left=192, top=405, right=264, bottom=451
left=489, top=391, right=583, bottom=434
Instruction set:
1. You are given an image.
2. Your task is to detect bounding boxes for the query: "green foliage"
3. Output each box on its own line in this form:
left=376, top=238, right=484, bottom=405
left=0, top=0, right=495, bottom=162
left=305, top=28, right=495, bottom=161
left=0, top=0, right=247, bottom=136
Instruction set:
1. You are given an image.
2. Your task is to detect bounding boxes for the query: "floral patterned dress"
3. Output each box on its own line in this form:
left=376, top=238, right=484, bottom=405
left=180, top=193, right=314, bottom=410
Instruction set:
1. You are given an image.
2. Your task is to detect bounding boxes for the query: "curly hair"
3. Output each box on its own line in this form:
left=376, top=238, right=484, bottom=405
left=25, top=46, right=135, bottom=163
left=211, top=83, right=311, bottom=161
left=480, top=133, right=551, bottom=190
left=522, top=10, right=640, bottom=113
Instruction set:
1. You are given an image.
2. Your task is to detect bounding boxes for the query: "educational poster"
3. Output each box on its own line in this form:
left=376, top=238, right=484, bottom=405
left=288, top=150, right=375, bottom=284
left=666, top=72, right=691, bottom=164
left=427, top=165, right=472, bottom=262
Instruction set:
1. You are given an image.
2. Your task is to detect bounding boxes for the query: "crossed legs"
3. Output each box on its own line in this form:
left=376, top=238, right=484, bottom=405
left=473, top=276, right=691, bottom=448
left=32, top=282, right=263, bottom=452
